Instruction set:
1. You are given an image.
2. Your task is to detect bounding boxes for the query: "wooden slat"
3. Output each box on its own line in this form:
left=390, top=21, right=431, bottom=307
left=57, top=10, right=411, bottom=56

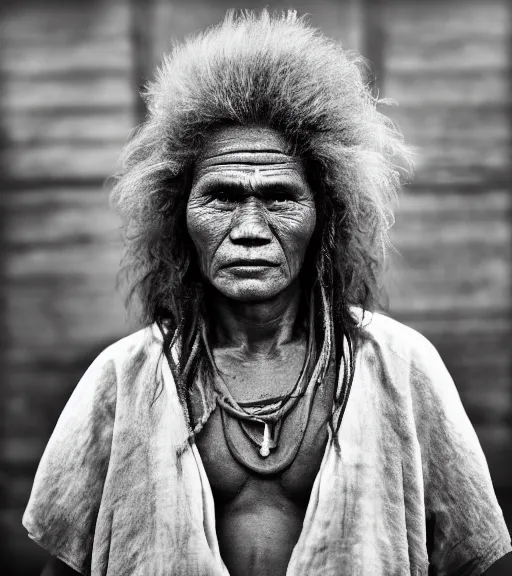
left=3, top=187, right=129, bottom=362
left=0, top=0, right=135, bottom=181
left=387, top=38, right=509, bottom=73
left=6, top=284, right=129, bottom=365
left=384, top=0, right=509, bottom=38
left=3, top=76, right=133, bottom=111
left=383, top=104, right=509, bottom=186
left=393, top=308, right=510, bottom=332
left=406, top=162, right=507, bottom=188
left=383, top=0, right=510, bottom=185
left=386, top=261, right=509, bottom=313
left=385, top=104, right=509, bottom=184
left=385, top=190, right=511, bottom=313
left=3, top=188, right=120, bottom=245
left=387, top=255, right=510, bottom=312
left=5, top=240, right=122, bottom=278
left=385, top=104, right=509, bottom=143
left=3, top=142, right=125, bottom=180
left=395, top=189, right=510, bottom=213
left=0, top=0, right=130, bottom=45
left=1, top=41, right=131, bottom=77
left=4, top=367, right=102, bottom=442
left=4, top=109, right=135, bottom=145
left=386, top=69, right=507, bottom=106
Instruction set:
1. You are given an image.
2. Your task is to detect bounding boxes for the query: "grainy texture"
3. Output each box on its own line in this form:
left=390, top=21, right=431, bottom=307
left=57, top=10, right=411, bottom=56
left=0, top=0, right=511, bottom=574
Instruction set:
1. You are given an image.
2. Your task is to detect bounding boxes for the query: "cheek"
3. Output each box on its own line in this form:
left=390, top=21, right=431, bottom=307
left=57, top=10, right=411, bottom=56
left=273, top=207, right=316, bottom=265
left=186, top=204, right=229, bottom=273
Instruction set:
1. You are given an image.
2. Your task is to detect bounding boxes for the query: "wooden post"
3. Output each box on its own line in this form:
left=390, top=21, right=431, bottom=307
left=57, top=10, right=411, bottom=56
left=129, top=0, right=154, bottom=124
left=361, top=0, right=385, bottom=96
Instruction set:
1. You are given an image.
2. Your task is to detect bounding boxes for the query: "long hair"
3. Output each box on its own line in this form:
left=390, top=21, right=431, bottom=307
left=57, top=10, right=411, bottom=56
left=111, top=10, right=412, bottom=425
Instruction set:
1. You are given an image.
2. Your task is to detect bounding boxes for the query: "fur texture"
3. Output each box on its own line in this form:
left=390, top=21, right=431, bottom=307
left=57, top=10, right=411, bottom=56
left=111, top=9, right=412, bottom=332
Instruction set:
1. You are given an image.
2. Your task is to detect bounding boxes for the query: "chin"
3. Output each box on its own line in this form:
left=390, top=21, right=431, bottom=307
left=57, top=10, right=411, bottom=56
left=214, top=279, right=288, bottom=303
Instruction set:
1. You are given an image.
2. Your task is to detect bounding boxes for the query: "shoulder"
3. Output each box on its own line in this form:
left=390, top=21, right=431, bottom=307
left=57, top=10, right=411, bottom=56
left=351, top=307, right=440, bottom=373
left=349, top=310, right=512, bottom=571
left=94, top=324, right=160, bottom=366
left=349, top=308, right=458, bottom=421
left=56, top=324, right=164, bottom=422
left=87, top=324, right=164, bottom=383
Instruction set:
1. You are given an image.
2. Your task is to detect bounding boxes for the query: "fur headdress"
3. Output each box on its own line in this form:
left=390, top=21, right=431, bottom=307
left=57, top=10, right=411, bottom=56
left=111, top=9, right=412, bottom=329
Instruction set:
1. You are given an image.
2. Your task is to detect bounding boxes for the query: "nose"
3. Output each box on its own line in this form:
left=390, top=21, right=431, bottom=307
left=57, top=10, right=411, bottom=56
left=229, top=198, right=272, bottom=247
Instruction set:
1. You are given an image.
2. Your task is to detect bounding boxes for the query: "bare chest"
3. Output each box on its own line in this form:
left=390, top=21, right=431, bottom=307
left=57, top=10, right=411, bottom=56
left=190, top=348, right=336, bottom=504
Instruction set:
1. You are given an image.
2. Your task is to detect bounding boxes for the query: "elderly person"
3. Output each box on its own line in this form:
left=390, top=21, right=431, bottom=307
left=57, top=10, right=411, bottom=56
left=24, top=10, right=510, bottom=576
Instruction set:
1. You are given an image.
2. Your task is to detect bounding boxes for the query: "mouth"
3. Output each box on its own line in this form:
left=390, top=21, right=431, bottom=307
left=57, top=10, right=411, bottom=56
left=222, top=259, right=280, bottom=268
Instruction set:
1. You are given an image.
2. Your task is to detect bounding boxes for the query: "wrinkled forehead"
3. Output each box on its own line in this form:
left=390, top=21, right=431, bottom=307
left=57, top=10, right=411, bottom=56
left=193, top=125, right=305, bottom=181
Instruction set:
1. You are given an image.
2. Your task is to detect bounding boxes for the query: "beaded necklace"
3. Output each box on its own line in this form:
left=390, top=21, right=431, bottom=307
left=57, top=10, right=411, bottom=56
left=158, top=279, right=356, bottom=474
left=199, top=281, right=333, bottom=473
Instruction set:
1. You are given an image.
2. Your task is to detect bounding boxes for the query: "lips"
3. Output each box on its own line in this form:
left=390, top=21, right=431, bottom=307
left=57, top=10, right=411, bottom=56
left=221, top=259, right=280, bottom=268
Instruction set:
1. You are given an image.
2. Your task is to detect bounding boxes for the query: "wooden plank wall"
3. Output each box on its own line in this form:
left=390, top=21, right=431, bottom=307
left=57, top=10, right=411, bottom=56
left=0, top=0, right=133, bottom=572
left=0, top=0, right=510, bottom=573
left=382, top=0, right=512, bottom=489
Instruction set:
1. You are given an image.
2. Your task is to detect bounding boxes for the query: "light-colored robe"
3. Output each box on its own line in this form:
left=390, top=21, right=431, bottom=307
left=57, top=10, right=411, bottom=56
left=23, top=312, right=511, bottom=575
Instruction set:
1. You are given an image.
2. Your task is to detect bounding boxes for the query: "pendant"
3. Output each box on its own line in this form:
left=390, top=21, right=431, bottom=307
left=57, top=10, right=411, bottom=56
left=241, top=419, right=281, bottom=458
left=220, top=388, right=318, bottom=475
left=260, top=423, right=271, bottom=457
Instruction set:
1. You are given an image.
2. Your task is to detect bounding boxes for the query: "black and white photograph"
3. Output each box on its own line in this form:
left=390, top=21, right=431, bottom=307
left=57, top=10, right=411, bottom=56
left=0, top=1, right=511, bottom=574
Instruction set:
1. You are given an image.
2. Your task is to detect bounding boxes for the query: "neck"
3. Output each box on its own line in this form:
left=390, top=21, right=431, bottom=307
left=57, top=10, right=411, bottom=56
left=207, top=281, right=305, bottom=355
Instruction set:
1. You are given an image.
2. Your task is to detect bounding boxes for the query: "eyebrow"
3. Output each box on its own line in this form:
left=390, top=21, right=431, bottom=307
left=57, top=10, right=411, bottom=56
left=197, top=179, right=300, bottom=196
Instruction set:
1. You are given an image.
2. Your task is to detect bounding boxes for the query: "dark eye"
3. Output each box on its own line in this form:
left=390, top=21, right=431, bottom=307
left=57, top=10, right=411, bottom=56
left=264, top=185, right=295, bottom=206
left=212, top=190, right=237, bottom=204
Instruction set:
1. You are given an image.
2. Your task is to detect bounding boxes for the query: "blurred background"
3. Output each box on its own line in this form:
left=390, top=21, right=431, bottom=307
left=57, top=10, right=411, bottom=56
left=0, top=0, right=510, bottom=574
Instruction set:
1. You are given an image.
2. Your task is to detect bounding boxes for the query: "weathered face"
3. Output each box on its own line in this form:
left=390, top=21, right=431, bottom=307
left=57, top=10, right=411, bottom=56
left=186, top=125, right=316, bottom=302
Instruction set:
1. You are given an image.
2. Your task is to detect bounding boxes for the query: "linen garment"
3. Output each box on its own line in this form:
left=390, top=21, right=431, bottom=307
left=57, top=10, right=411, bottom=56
left=23, top=312, right=511, bottom=575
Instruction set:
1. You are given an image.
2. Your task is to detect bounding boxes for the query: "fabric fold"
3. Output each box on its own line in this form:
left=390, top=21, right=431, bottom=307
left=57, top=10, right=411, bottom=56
left=23, top=313, right=511, bottom=575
